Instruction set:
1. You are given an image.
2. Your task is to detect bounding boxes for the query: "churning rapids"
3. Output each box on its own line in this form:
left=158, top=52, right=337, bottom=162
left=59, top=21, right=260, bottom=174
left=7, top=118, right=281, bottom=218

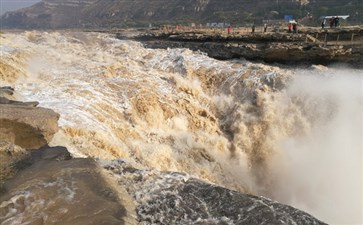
left=0, top=31, right=362, bottom=224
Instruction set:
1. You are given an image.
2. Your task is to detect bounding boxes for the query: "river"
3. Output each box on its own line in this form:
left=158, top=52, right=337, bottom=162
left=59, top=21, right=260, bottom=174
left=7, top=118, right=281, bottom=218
left=0, top=31, right=362, bottom=224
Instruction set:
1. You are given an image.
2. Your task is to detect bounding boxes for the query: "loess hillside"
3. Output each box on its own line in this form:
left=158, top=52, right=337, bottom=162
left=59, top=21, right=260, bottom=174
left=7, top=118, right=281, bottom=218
left=1, top=0, right=362, bottom=29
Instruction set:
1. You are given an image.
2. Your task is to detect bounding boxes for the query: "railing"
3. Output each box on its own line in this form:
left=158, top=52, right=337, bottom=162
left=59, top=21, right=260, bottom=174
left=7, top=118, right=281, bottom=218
left=305, top=32, right=360, bottom=47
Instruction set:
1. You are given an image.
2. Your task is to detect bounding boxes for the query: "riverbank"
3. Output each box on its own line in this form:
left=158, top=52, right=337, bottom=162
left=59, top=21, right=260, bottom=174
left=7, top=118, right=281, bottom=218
left=114, top=26, right=363, bottom=67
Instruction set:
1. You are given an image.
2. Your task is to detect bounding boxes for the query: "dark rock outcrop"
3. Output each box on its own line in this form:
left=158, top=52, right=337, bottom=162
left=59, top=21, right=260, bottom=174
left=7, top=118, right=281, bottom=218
left=0, top=97, right=39, bottom=106
left=0, top=87, right=15, bottom=99
left=103, top=160, right=327, bottom=225
left=125, top=29, right=363, bottom=67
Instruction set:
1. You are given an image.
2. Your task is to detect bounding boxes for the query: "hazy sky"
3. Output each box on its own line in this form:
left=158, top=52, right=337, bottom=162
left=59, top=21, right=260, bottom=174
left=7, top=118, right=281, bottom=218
left=0, top=0, right=41, bottom=15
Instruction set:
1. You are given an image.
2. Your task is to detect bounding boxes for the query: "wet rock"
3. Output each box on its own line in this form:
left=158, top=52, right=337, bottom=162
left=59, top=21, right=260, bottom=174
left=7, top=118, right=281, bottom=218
left=139, top=178, right=327, bottom=225
left=0, top=86, right=14, bottom=98
left=0, top=97, right=39, bottom=106
left=0, top=141, right=28, bottom=184
left=13, top=145, right=72, bottom=170
left=0, top=146, right=133, bottom=225
left=102, top=160, right=327, bottom=225
left=0, top=102, right=59, bottom=149
left=0, top=87, right=17, bottom=101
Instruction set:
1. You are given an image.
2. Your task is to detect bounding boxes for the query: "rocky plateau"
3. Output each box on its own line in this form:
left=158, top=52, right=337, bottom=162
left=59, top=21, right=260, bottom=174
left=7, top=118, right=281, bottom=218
left=116, top=26, right=363, bottom=67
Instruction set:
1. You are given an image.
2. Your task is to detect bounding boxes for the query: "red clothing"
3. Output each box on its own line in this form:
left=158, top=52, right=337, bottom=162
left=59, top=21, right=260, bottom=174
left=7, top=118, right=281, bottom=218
left=288, top=24, right=292, bottom=32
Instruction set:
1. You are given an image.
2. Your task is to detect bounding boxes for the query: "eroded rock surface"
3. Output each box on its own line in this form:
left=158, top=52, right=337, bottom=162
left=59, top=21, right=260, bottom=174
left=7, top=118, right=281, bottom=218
left=0, top=87, right=15, bottom=100
left=124, top=29, right=363, bottom=67
left=102, top=160, right=328, bottom=225
left=0, top=146, right=135, bottom=225
left=0, top=87, right=59, bottom=183
left=0, top=101, right=59, bottom=149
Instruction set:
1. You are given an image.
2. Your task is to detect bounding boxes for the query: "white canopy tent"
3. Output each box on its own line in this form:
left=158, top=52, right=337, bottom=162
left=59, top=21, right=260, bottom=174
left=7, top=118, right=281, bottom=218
left=322, top=15, right=350, bottom=20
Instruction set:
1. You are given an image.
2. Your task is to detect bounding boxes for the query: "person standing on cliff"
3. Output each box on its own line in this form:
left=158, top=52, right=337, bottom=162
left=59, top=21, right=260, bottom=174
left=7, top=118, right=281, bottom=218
left=227, top=25, right=231, bottom=35
left=334, top=17, right=339, bottom=27
left=292, top=23, right=298, bottom=33
left=252, top=24, right=255, bottom=33
left=321, top=19, right=326, bottom=29
left=264, top=24, right=267, bottom=32
left=329, top=17, right=334, bottom=28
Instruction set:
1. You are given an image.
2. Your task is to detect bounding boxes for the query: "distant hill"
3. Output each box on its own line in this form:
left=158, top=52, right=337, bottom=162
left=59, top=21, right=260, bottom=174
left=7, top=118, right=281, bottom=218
left=1, top=0, right=362, bottom=29
left=0, top=0, right=41, bottom=16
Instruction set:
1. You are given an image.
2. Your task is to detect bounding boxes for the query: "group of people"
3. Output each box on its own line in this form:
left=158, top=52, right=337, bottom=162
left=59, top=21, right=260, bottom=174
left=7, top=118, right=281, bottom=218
left=250, top=24, right=268, bottom=33
left=225, top=17, right=340, bottom=35
left=321, top=16, right=340, bottom=29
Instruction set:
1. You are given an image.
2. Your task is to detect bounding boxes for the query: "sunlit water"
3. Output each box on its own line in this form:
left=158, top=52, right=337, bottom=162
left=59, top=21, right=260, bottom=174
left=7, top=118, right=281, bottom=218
left=0, top=31, right=362, bottom=224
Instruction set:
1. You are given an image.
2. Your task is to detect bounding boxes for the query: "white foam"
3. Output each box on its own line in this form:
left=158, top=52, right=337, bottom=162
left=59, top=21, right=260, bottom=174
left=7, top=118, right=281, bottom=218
left=1, top=31, right=362, bottom=224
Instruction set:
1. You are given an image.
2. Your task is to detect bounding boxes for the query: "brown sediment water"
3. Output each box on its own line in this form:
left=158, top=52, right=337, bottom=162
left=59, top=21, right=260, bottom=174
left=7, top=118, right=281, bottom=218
left=0, top=31, right=362, bottom=224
